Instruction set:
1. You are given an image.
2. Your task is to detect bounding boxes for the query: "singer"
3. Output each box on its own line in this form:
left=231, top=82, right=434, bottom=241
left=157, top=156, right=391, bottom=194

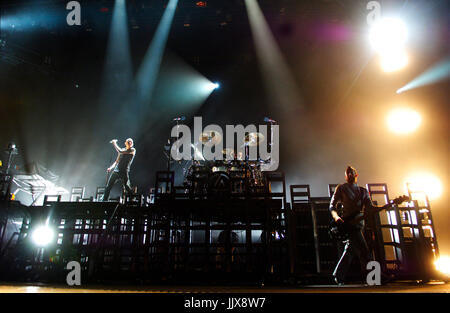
left=102, top=138, right=136, bottom=201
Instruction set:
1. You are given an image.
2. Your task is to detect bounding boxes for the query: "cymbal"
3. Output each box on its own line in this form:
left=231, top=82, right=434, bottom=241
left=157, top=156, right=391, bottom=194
left=222, top=148, right=235, bottom=159
left=199, top=131, right=222, bottom=146
left=190, top=144, right=205, bottom=161
left=243, top=132, right=265, bottom=146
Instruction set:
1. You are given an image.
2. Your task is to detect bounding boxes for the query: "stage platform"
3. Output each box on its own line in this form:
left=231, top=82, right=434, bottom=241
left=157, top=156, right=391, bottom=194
left=0, top=281, right=448, bottom=293
left=0, top=177, right=445, bottom=286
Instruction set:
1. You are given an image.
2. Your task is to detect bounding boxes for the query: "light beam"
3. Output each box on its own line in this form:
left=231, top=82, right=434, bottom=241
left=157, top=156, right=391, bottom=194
left=244, top=0, right=302, bottom=113
left=135, top=0, right=179, bottom=107
left=100, top=0, right=133, bottom=107
left=397, top=58, right=450, bottom=93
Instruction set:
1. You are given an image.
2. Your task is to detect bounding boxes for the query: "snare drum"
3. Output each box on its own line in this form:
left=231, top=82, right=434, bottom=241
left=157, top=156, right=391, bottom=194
left=207, top=171, right=231, bottom=196
left=185, top=162, right=209, bottom=194
left=228, top=160, right=246, bottom=178
left=185, top=162, right=209, bottom=185
left=210, top=160, right=229, bottom=173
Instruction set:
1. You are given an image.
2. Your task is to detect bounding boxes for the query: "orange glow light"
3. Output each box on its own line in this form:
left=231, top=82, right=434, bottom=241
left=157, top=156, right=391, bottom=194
left=405, top=173, right=443, bottom=200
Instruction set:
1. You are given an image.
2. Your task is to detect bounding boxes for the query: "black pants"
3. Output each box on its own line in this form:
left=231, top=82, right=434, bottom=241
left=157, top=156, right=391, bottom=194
left=333, top=227, right=371, bottom=282
left=103, top=171, right=132, bottom=201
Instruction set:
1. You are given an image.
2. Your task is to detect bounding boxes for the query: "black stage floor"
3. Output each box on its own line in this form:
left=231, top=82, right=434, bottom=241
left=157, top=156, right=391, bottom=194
left=0, top=281, right=448, bottom=293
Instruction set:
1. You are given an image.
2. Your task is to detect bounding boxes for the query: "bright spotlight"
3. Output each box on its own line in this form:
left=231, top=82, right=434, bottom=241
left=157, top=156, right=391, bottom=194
left=387, top=108, right=421, bottom=134
left=31, top=225, right=54, bottom=247
left=203, top=82, right=220, bottom=92
left=380, top=48, right=408, bottom=72
left=406, top=173, right=443, bottom=200
left=369, top=17, right=408, bottom=53
left=435, top=256, right=450, bottom=276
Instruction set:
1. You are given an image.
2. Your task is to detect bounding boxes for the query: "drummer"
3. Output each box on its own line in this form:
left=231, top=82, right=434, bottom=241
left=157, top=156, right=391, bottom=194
left=221, top=148, right=236, bottom=162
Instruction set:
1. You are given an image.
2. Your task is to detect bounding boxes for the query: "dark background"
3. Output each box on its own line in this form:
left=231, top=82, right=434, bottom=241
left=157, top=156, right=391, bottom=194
left=0, top=0, right=448, bottom=253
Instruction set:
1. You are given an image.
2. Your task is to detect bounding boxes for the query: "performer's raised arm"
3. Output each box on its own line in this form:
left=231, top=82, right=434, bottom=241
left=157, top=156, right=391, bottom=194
left=111, top=139, right=135, bottom=154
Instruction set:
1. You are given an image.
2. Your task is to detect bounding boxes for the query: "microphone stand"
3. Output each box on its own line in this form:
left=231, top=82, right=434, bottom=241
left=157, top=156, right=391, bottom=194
left=166, top=118, right=182, bottom=193
left=265, top=118, right=277, bottom=154
left=2, top=144, right=18, bottom=201
left=106, top=149, right=113, bottom=187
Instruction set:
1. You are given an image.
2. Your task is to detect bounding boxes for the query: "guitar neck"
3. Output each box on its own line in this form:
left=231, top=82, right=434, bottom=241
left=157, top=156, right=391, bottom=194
left=351, top=202, right=392, bottom=224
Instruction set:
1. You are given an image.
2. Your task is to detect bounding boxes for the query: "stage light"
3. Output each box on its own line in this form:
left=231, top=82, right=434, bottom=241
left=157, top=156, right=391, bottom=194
left=369, top=17, right=408, bottom=53
left=369, top=17, right=409, bottom=73
left=31, top=225, right=54, bottom=247
left=387, top=108, right=421, bottom=134
left=380, top=48, right=408, bottom=72
left=196, top=1, right=207, bottom=7
left=203, top=82, right=220, bottom=92
left=397, top=58, right=450, bottom=94
left=406, top=173, right=443, bottom=200
left=435, top=256, right=450, bottom=276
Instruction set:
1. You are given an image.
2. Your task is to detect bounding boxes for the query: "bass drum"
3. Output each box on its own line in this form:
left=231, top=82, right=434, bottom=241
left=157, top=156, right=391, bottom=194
left=184, top=162, right=209, bottom=194
left=207, top=171, right=231, bottom=197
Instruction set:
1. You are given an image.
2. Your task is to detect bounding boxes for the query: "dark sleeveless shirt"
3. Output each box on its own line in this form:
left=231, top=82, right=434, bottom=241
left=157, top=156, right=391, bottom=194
left=114, top=148, right=135, bottom=173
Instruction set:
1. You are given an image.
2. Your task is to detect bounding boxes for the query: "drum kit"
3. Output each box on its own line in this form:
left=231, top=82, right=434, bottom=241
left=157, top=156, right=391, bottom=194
left=182, top=131, right=269, bottom=195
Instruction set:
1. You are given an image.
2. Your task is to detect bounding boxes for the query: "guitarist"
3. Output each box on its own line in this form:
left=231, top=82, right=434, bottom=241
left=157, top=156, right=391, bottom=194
left=329, top=165, right=374, bottom=285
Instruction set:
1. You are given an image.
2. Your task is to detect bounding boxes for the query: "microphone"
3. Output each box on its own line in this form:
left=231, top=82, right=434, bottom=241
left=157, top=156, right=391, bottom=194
left=173, top=116, right=186, bottom=122
left=264, top=117, right=277, bottom=123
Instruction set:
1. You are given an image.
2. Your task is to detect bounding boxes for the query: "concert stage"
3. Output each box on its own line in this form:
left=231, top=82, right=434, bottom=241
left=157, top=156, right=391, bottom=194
left=0, top=172, right=446, bottom=287
left=0, top=0, right=448, bottom=296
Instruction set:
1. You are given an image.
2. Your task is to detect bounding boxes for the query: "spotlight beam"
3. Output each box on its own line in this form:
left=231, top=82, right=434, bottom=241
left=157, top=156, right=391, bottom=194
left=114, top=0, right=179, bottom=137
left=99, top=0, right=133, bottom=108
left=136, top=53, right=220, bottom=119
left=244, top=0, right=302, bottom=113
left=135, top=0, right=179, bottom=107
left=110, top=0, right=179, bottom=138
left=397, top=58, right=450, bottom=93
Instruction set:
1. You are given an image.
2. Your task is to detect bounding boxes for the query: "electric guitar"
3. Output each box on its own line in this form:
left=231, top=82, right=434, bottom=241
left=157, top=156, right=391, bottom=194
left=328, top=195, right=410, bottom=241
